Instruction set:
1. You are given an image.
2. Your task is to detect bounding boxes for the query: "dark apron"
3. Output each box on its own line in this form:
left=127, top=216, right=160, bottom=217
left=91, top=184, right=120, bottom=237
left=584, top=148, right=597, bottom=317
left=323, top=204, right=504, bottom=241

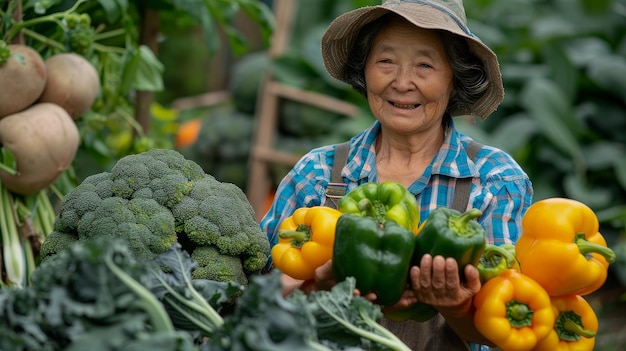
left=379, top=315, right=470, bottom=350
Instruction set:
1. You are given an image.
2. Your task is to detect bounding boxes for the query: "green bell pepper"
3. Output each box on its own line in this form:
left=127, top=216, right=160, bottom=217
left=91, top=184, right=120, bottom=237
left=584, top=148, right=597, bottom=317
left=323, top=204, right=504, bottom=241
left=476, top=243, right=520, bottom=284
left=337, top=181, right=420, bottom=233
left=412, top=207, right=486, bottom=276
left=332, top=213, right=416, bottom=306
left=388, top=207, right=487, bottom=322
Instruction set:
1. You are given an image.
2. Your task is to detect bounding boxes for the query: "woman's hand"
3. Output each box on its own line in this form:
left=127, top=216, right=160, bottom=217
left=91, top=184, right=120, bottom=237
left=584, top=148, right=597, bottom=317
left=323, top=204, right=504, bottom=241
left=409, top=254, right=482, bottom=317
left=309, top=260, right=337, bottom=292
left=279, top=260, right=338, bottom=296
left=287, top=260, right=380, bottom=299
left=378, top=287, right=418, bottom=313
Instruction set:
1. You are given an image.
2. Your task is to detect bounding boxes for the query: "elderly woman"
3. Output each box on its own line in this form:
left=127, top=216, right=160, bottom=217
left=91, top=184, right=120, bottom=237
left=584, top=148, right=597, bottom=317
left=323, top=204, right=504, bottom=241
left=261, top=0, right=533, bottom=350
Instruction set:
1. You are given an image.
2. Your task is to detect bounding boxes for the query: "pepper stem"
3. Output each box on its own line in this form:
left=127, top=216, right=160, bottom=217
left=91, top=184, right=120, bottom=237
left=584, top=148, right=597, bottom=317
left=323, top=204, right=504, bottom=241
left=481, top=244, right=517, bottom=269
left=555, top=311, right=596, bottom=341
left=575, top=233, right=616, bottom=264
left=357, top=198, right=387, bottom=224
left=449, top=208, right=482, bottom=237
left=564, top=319, right=596, bottom=338
left=506, top=300, right=533, bottom=328
left=278, top=224, right=311, bottom=248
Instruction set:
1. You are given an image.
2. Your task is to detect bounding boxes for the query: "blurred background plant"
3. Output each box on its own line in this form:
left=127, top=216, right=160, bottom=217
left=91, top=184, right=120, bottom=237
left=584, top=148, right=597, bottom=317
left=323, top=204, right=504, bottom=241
left=1, top=0, right=274, bottom=183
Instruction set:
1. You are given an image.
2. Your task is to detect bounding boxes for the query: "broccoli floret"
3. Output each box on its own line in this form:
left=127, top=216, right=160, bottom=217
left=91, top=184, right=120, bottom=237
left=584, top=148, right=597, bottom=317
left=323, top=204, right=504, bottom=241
left=144, top=148, right=206, bottom=181
left=150, top=173, right=193, bottom=208
left=74, top=197, right=177, bottom=260
left=183, top=216, right=220, bottom=246
left=111, top=155, right=153, bottom=194
left=53, top=183, right=104, bottom=233
left=39, top=231, right=78, bottom=259
left=41, top=149, right=270, bottom=287
left=131, top=187, right=154, bottom=199
left=191, top=246, right=248, bottom=284
left=171, top=196, right=199, bottom=221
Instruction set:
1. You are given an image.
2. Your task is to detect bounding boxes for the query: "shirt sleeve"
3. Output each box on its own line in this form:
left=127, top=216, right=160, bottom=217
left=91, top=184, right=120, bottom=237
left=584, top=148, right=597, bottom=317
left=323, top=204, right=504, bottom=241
left=476, top=175, right=533, bottom=245
left=259, top=146, right=335, bottom=270
left=468, top=146, right=533, bottom=245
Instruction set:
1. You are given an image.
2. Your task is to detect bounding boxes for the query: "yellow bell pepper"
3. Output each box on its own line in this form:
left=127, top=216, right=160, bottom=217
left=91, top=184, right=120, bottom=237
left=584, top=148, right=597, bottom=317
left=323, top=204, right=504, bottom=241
left=474, top=269, right=555, bottom=351
left=271, top=206, right=342, bottom=280
left=533, top=295, right=598, bottom=351
left=515, top=198, right=616, bottom=296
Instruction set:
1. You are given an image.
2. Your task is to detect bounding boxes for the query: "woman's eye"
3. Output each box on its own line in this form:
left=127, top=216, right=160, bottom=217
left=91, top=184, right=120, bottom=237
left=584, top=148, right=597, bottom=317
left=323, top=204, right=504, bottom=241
left=419, top=63, right=432, bottom=69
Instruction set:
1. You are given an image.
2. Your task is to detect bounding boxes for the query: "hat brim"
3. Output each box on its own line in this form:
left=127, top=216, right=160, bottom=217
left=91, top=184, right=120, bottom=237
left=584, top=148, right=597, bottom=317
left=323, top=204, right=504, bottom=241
left=321, top=3, right=504, bottom=119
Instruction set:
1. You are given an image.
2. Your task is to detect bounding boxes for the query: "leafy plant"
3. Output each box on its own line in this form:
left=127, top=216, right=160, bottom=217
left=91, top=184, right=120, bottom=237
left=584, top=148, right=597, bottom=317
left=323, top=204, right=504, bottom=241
left=0, top=235, right=414, bottom=351
left=1, top=0, right=273, bottom=174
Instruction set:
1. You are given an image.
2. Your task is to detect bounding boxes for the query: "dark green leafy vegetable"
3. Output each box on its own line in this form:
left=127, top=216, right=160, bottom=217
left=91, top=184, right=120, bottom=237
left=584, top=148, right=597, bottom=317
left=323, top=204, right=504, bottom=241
left=305, top=278, right=411, bottom=351
left=0, top=237, right=195, bottom=351
left=1, top=237, right=411, bottom=351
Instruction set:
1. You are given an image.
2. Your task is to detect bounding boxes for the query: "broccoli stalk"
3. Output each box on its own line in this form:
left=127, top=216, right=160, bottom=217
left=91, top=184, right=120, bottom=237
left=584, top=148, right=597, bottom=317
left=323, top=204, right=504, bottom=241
left=148, top=244, right=226, bottom=335
left=104, top=254, right=174, bottom=333
left=317, top=302, right=411, bottom=351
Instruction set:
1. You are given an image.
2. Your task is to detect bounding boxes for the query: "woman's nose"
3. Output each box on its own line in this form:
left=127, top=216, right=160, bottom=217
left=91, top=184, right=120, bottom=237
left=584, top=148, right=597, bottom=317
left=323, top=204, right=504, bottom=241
left=391, top=68, right=416, bottom=91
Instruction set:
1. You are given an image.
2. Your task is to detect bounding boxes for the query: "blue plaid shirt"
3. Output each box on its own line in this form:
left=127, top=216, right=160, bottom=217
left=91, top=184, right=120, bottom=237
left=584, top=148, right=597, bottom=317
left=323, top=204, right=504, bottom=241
left=260, top=120, right=533, bottom=351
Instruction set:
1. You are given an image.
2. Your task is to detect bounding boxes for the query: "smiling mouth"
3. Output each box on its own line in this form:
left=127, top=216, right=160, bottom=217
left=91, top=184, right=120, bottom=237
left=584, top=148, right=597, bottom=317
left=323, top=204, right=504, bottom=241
left=390, top=101, right=419, bottom=109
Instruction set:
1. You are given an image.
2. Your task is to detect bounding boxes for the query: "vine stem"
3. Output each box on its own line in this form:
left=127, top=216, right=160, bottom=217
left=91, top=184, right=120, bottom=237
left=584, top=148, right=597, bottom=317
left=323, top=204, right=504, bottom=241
left=6, top=0, right=88, bottom=43
left=11, top=0, right=24, bottom=44
left=21, top=28, right=65, bottom=50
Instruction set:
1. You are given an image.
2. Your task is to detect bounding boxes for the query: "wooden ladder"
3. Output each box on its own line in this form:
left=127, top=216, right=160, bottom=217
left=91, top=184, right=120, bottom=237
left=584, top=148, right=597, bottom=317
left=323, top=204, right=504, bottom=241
left=246, top=0, right=360, bottom=221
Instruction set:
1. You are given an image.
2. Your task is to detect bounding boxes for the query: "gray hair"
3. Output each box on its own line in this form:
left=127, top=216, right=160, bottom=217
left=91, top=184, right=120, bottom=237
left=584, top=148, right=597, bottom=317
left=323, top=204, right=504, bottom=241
left=343, top=13, right=489, bottom=123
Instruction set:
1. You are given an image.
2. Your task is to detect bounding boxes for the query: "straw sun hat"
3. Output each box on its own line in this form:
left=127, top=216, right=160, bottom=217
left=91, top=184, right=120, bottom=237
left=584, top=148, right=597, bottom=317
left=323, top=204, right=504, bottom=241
left=321, top=0, right=504, bottom=119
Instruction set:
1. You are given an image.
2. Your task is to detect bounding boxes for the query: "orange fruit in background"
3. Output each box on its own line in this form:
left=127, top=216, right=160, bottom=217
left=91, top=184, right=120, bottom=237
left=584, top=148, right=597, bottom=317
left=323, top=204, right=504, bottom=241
left=175, top=118, right=202, bottom=149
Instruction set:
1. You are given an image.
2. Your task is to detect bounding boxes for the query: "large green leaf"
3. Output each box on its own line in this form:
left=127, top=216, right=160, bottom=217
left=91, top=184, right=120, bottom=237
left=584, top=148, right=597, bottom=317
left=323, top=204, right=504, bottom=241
left=454, top=118, right=492, bottom=145
left=531, top=15, right=576, bottom=40
left=563, top=173, right=612, bottom=208
left=582, top=142, right=625, bottom=170
left=501, top=63, right=548, bottom=84
left=239, top=0, right=275, bottom=47
left=542, top=45, right=578, bottom=103
left=587, top=54, right=626, bottom=102
left=563, top=37, right=612, bottom=68
left=615, top=157, right=626, bottom=192
left=489, top=113, right=539, bottom=153
left=519, top=78, right=584, bottom=164
left=582, top=0, right=613, bottom=14
left=96, top=0, right=128, bottom=23
left=135, top=45, right=164, bottom=91
left=121, top=45, right=164, bottom=92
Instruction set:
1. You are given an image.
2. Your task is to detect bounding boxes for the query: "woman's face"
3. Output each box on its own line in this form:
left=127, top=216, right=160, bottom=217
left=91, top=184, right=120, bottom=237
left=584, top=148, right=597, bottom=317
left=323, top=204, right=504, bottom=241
left=365, top=20, right=454, bottom=134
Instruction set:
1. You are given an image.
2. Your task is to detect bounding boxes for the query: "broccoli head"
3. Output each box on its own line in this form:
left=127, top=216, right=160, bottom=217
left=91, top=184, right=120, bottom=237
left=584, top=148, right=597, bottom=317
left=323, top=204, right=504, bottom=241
left=40, top=149, right=270, bottom=286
